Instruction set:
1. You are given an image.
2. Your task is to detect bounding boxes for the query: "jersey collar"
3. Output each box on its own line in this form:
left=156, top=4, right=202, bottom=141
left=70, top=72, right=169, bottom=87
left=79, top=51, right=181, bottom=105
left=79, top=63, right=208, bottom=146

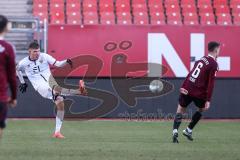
left=208, top=54, right=216, bottom=61
left=28, top=56, right=36, bottom=62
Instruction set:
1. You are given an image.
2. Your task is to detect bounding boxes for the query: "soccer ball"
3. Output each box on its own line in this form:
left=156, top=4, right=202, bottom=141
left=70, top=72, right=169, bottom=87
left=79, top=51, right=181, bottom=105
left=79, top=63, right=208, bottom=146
left=149, top=80, right=163, bottom=93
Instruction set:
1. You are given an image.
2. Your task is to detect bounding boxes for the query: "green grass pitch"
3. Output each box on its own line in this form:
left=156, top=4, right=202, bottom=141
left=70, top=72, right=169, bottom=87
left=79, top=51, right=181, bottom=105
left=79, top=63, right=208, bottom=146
left=0, top=120, right=240, bottom=160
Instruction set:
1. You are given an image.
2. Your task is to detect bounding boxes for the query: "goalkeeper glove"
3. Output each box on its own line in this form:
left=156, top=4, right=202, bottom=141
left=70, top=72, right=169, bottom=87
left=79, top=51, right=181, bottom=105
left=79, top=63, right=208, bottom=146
left=19, top=83, right=28, bottom=93
left=67, top=59, right=73, bottom=68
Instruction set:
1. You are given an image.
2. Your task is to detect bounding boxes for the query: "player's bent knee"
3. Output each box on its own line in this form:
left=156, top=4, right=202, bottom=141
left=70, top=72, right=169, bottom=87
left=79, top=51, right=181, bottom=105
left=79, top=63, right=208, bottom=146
left=55, top=100, right=64, bottom=111
left=54, top=95, right=64, bottom=104
left=177, top=104, right=187, bottom=113
left=54, top=86, right=62, bottom=94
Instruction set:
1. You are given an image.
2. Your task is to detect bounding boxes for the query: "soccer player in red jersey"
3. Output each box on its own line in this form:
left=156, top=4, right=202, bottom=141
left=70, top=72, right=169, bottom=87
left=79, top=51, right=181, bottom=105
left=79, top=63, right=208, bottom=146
left=172, top=41, right=220, bottom=143
left=0, top=15, right=17, bottom=139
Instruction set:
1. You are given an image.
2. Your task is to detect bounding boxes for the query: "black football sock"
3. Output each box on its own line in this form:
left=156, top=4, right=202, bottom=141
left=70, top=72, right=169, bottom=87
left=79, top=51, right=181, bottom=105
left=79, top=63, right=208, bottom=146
left=173, top=113, right=183, bottom=130
left=188, top=111, right=202, bottom=130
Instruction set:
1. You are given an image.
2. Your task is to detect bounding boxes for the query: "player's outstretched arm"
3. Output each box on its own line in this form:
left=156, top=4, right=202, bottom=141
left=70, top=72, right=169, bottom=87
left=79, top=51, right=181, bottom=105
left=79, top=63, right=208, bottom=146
left=53, top=59, right=73, bottom=68
left=44, top=53, right=73, bottom=68
left=16, top=63, right=28, bottom=93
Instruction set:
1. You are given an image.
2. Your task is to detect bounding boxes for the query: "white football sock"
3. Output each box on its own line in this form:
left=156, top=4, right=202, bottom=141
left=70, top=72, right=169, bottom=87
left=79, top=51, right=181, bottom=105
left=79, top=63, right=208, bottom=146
left=173, top=129, right=178, bottom=134
left=187, top=127, right=192, bottom=133
left=55, top=111, right=64, bottom=133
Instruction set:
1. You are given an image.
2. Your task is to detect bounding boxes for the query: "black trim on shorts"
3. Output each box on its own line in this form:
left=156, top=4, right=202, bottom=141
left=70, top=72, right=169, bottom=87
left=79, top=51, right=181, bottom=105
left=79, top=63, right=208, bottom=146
left=52, top=85, right=56, bottom=101
left=51, top=85, right=65, bottom=102
left=53, top=60, right=57, bottom=66
left=40, top=74, right=47, bottom=82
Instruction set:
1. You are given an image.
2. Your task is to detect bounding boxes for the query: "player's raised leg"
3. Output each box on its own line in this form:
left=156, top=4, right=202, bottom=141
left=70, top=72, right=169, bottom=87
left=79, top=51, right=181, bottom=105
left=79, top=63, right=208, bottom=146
left=49, top=75, right=87, bottom=97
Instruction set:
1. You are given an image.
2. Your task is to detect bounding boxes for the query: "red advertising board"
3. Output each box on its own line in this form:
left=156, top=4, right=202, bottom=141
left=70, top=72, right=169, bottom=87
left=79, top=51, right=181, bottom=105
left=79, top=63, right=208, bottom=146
left=48, top=25, right=240, bottom=77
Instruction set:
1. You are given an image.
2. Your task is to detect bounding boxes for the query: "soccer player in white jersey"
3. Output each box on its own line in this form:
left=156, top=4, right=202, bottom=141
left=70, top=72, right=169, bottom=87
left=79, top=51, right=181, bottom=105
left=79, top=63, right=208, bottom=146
left=16, top=41, right=87, bottom=139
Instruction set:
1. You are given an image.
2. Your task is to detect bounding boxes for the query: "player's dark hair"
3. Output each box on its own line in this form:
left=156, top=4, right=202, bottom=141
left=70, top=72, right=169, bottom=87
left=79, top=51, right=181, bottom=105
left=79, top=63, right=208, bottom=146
left=28, top=40, right=40, bottom=49
left=208, top=41, right=220, bottom=52
left=0, top=15, right=8, bottom=33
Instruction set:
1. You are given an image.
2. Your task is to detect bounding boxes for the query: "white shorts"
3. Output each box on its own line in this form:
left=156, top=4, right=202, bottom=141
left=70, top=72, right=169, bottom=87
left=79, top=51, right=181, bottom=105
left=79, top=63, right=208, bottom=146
left=37, top=83, right=54, bottom=100
left=35, top=75, right=67, bottom=101
left=36, top=82, right=66, bottom=102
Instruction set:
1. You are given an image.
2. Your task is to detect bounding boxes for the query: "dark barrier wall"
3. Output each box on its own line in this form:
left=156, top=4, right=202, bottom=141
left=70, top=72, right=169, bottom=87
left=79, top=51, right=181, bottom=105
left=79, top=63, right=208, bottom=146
left=8, top=78, right=240, bottom=119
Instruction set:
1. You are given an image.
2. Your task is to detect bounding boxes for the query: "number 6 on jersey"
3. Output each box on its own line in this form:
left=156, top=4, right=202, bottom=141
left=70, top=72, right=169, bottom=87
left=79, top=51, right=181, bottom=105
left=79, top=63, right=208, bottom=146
left=191, top=62, right=204, bottom=79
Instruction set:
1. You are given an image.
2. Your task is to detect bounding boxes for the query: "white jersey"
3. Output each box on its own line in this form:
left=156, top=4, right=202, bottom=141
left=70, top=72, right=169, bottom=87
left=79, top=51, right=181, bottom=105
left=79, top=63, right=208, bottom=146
left=17, top=53, right=69, bottom=100
left=17, top=53, right=57, bottom=90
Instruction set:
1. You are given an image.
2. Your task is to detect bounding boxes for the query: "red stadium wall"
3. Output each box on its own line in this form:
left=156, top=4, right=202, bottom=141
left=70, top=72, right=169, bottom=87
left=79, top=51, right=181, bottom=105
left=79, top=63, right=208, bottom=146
left=48, top=25, right=240, bottom=78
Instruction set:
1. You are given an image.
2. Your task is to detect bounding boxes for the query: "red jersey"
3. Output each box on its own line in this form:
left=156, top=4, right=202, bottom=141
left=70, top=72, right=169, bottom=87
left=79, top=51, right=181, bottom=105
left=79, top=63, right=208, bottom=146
left=181, top=55, right=218, bottom=101
left=0, top=39, right=17, bottom=102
